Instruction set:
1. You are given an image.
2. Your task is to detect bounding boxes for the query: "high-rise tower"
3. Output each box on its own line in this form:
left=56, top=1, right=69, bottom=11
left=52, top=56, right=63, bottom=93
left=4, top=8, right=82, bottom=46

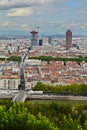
left=48, top=36, right=52, bottom=45
left=30, top=31, right=38, bottom=46
left=66, top=29, right=72, bottom=50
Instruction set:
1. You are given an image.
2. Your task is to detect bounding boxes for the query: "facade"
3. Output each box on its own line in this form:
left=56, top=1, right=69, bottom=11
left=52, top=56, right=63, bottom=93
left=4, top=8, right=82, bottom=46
left=30, top=31, right=38, bottom=46
left=48, top=36, right=52, bottom=45
left=0, top=76, right=19, bottom=89
left=66, top=29, right=72, bottom=50
left=39, top=39, right=43, bottom=46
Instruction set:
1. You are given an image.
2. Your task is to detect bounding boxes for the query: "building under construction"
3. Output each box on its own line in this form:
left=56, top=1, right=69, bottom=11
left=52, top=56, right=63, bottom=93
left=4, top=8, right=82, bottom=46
left=30, top=31, right=38, bottom=46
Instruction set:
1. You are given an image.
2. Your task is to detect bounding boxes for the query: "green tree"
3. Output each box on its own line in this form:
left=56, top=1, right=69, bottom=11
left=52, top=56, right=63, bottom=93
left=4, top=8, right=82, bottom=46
left=0, top=103, right=58, bottom=130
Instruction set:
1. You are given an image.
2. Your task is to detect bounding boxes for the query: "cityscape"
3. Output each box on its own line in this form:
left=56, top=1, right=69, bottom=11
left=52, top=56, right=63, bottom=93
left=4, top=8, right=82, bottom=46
left=0, top=29, right=87, bottom=98
left=1, top=0, right=87, bottom=130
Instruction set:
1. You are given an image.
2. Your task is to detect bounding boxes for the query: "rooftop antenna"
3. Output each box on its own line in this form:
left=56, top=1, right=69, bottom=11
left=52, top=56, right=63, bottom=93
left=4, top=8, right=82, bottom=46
left=34, top=26, right=40, bottom=32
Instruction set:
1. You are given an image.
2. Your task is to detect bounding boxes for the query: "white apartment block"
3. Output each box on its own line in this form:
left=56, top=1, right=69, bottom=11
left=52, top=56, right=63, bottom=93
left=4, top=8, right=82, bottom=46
left=0, top=76, right=19, bottom=90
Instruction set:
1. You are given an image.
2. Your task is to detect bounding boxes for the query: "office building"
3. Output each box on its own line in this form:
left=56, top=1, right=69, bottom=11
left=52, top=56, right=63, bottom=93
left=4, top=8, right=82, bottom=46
left=48, top=36, right=52, bottom=45
left=66, top=29, right=72, bottom=50
left=39, top=39, right=43, bottom=46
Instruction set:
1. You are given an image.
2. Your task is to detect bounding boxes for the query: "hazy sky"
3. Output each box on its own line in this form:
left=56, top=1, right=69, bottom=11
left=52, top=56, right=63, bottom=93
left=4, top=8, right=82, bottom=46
left=0, top=0, right=87, bottom=35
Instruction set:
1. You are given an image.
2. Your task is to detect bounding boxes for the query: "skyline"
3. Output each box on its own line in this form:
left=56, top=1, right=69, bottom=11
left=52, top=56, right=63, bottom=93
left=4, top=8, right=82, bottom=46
left=0, top=0, right=87, bottom=35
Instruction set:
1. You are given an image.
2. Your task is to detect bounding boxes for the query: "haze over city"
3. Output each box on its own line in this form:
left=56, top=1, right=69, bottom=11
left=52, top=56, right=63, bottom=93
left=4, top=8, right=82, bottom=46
left=0, top=0, right=87, bottom=35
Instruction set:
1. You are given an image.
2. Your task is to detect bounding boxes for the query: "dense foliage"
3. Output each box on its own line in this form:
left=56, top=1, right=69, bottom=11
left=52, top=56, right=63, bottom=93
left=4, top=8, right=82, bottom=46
left=28, top=56, right=86, bottom=64
left=0, top=101, right=87, bottom=130
left=0, top=58, right=5, bottom=61
left=7, top=56, right=22, bottom=61
left=0, top=56, right=21, bottom=61
left=0, top=103, right=58, bottom=130
left=33, top=82, right=87, bottom=96
left=0, top=100, right=87, bottom=129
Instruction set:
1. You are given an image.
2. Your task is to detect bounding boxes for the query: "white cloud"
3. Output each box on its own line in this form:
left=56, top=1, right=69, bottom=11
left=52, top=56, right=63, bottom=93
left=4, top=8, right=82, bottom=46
left=7, top=7, right=33, bottom=17
left=0, top=21, right=20, bottom=28
left=0, top=0, right=8, bottom=6
left=61, top=23, right=87, bottom=31
left=0, top=0, right=63, bottom=10
left=0, top=22, right=12, bottom=27
left=80, top=24, right=87, bottom=30
left=62, top=23, right=81, bottom=29
left=0, top=21, right=29, bottom=30
left=19, top=24, right=29, bottom=30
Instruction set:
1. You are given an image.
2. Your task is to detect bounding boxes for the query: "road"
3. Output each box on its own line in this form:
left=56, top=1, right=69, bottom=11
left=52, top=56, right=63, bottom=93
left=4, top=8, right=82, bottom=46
left=12, top=46, right=31, bottom=102
left=12, top=91, right=27, bottom=102
left=10, top=94, right=87, bottom=102
left=20, top=63, right=25, bottom=90
left=27, top=95, right=87, bottom=101
left=20, top=46, right=30, bottom=90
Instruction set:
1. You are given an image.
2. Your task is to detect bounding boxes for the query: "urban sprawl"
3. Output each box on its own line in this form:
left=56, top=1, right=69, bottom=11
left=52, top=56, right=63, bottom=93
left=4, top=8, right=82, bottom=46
left=0, top=30, right=87, bottom=98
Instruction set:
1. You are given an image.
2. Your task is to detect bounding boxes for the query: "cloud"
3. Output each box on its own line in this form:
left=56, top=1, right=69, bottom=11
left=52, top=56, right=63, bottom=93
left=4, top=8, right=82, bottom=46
left=0, top=21, right=13, bottom=27
left=80, top=24, right=87, bottom=30
left=6, top=7, right=33, bottom=17
left=61, top=23, right=87, bottom=31
left=0, top=0, right=63, bottom=10
left=63, top=23, right=80, bottom=28
left=19, top=24, right=29, bottom=30
left=36, top=7, right=68, bottom=15
left=0, top=0, right=64, bottom=18
left=0, top=21, right=29, bottom=30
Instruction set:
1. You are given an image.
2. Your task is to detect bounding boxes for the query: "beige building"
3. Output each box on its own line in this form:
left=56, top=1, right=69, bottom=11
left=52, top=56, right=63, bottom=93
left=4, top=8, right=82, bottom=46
left=0, top=76, right=19, bottom=90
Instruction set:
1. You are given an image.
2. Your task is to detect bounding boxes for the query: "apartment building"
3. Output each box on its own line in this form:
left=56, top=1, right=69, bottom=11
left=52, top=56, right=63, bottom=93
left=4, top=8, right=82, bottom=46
left=0, top=76, right=19, bottom=89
